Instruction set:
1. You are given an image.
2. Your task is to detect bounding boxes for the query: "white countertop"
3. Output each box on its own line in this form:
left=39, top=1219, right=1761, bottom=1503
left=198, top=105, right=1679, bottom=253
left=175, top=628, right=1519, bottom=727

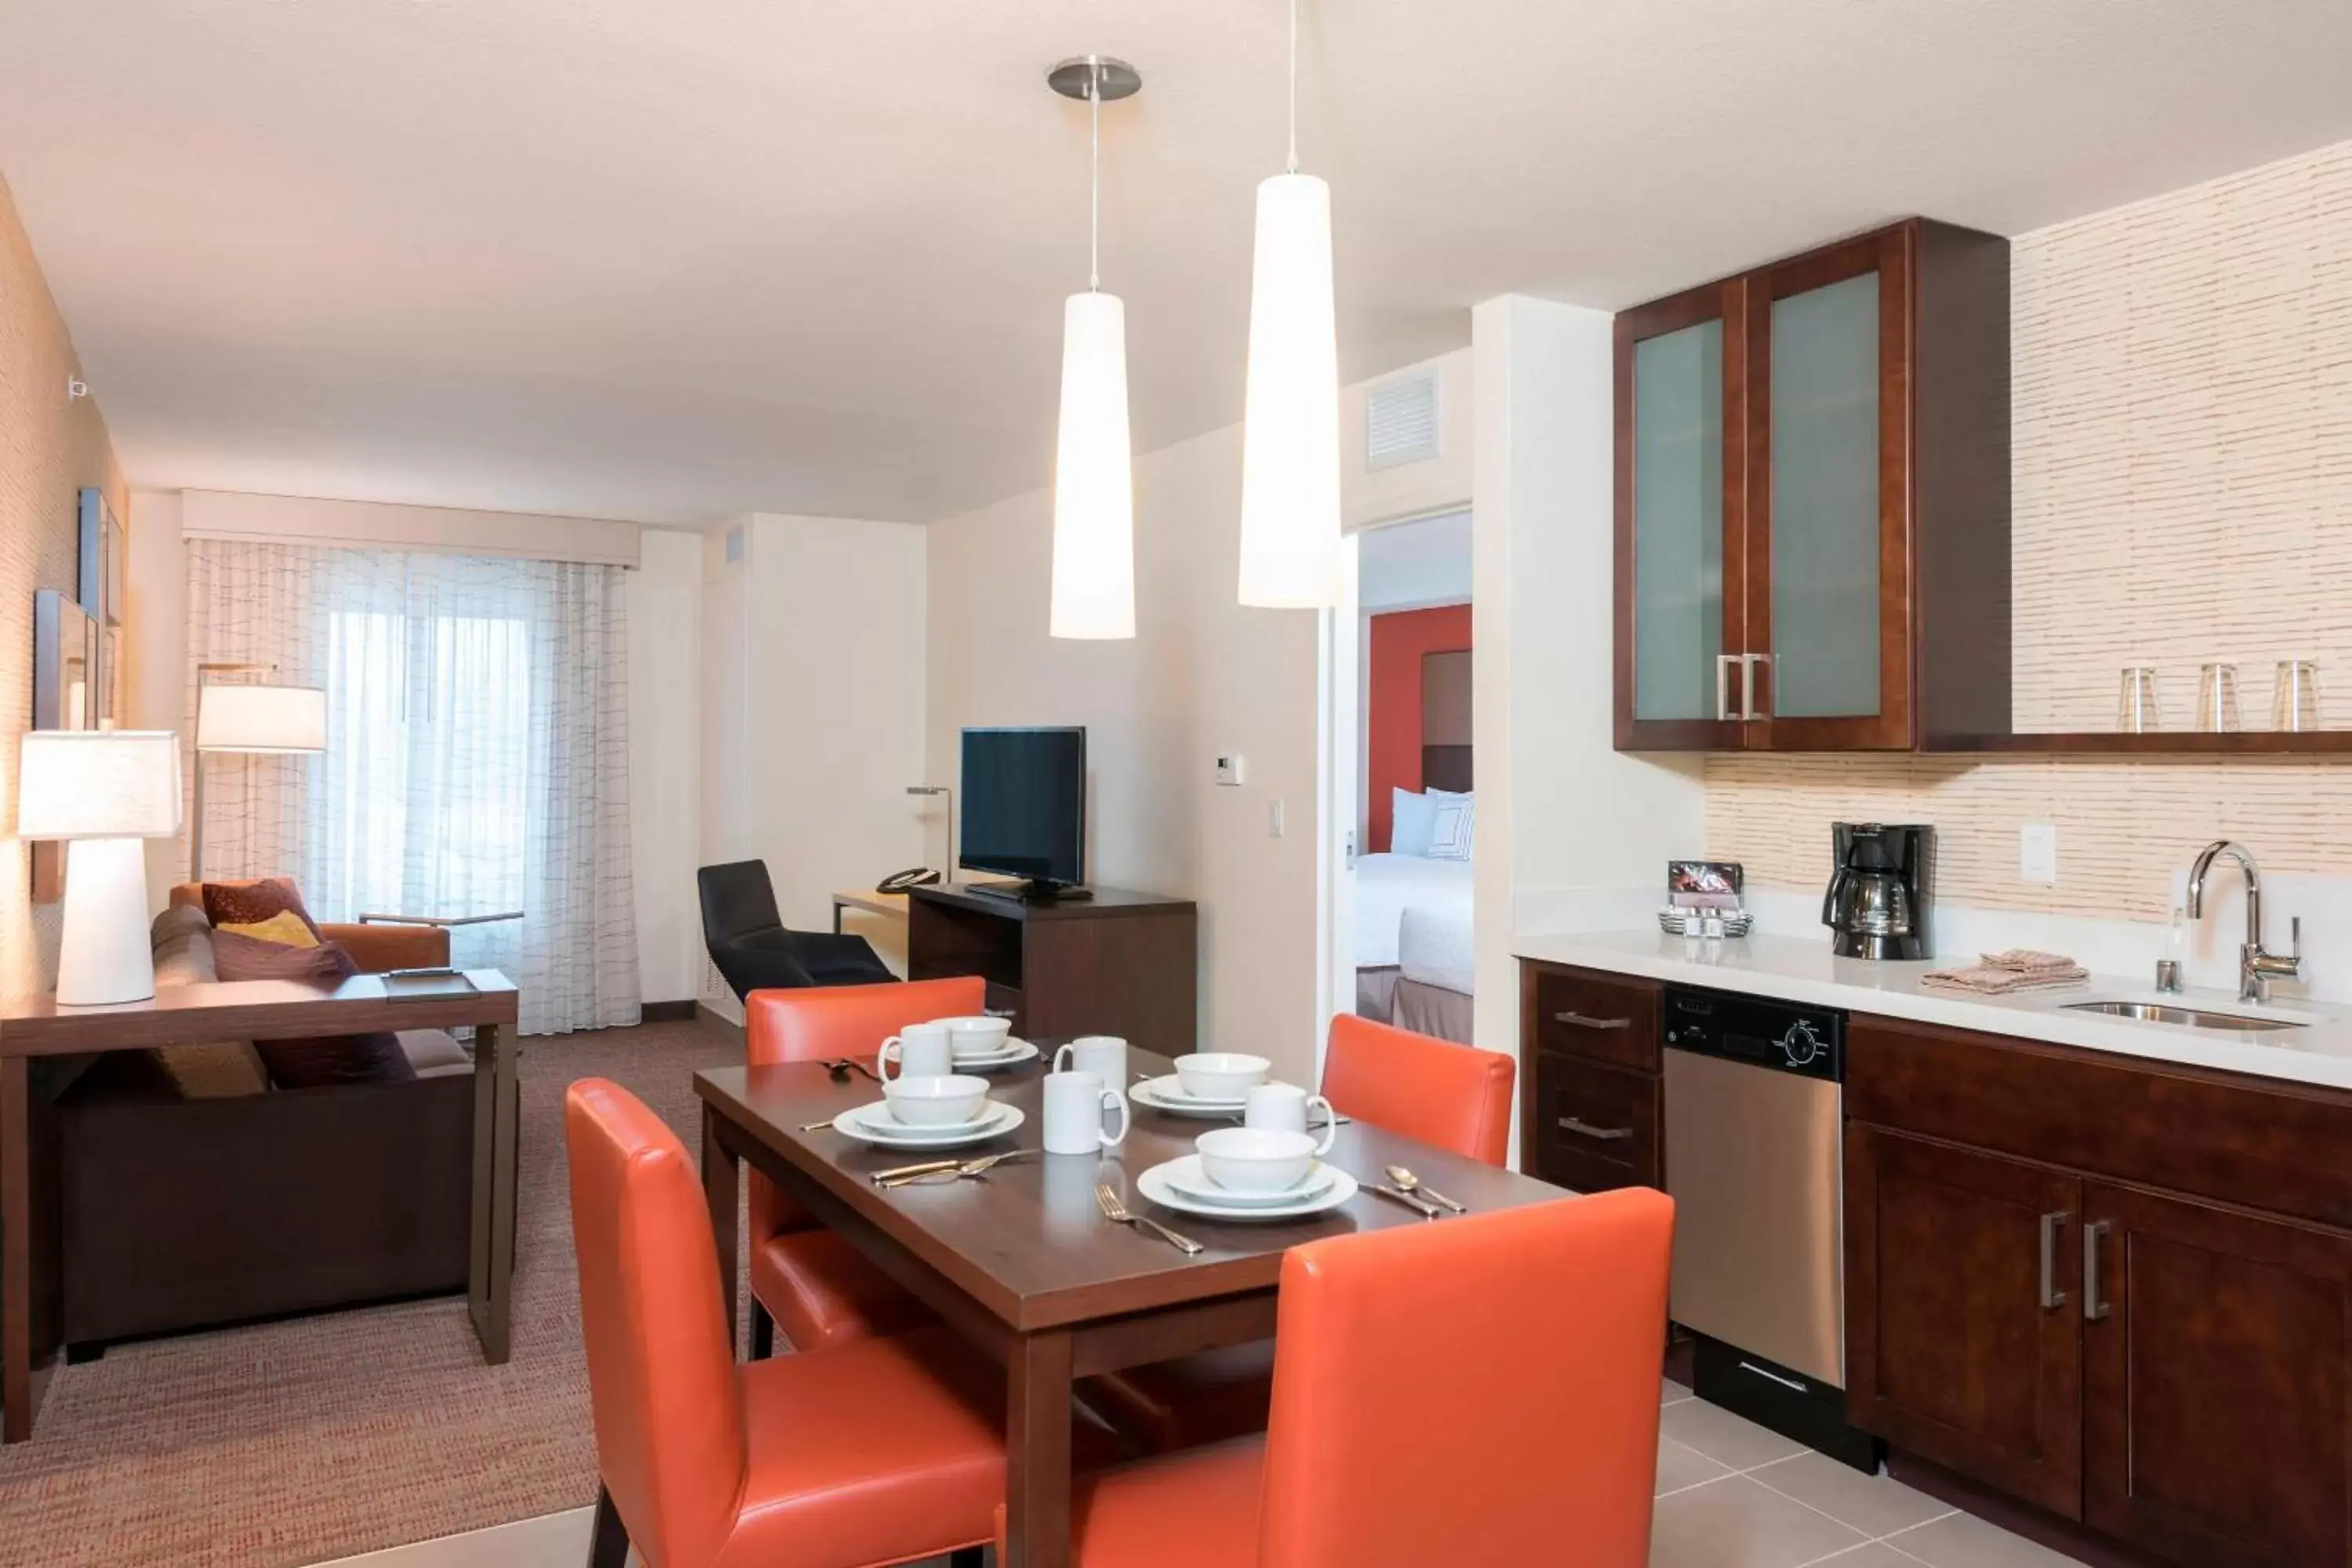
left=1513, top=930, right=2352, bottom=1092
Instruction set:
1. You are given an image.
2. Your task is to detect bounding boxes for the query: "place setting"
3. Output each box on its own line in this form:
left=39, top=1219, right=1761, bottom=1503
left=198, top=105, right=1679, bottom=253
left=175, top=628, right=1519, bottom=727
left=825, top=1019, right=1029, bottom=1150
left=877, top=1014, right=1041, bottom=1076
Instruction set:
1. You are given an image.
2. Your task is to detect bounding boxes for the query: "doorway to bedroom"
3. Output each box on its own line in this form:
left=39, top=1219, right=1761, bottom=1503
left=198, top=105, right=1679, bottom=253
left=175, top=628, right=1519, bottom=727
left=1323, top=509, right=1474, bottom=1048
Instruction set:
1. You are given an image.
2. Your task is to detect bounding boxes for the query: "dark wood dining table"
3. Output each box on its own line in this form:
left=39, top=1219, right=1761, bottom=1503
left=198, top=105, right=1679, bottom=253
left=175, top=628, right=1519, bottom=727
left=694, top=1047, right=1575, bottom=1568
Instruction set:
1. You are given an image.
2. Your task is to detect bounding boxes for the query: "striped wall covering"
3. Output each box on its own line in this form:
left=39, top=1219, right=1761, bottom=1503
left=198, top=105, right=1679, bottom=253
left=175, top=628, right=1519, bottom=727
left=1704, top=137, right=2352, bottom=916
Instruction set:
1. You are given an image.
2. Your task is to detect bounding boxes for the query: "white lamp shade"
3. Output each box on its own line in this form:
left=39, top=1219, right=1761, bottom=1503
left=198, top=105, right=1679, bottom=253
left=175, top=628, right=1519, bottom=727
left=1051, top=290, right=1138, bottom=640
left=16, top=730, right=184, bottom=840
left=1237, top=171, right=1341, bottom=609
left=196, top=683, right=328, bottom=753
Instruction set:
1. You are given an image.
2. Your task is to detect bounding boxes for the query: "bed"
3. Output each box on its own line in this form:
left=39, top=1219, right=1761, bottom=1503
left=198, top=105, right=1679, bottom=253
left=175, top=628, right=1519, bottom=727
left=1355, top=851, right=1475, bottom=1043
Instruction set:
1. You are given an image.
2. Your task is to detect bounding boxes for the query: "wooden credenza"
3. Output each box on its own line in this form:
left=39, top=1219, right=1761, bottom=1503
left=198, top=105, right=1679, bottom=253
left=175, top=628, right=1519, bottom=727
left=906, top=884, right=1197, bottom=1058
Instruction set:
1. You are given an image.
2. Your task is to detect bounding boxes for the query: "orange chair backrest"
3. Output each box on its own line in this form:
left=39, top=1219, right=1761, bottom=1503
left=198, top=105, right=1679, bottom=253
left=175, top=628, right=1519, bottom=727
left=1257, top=1188, right=1675, bottom=1568
left=564, top=1079, right=746, bottom=1568
left=742, top=978, right=988, bottom=1239
left=1319, top=1014, right=1515, bottom=1166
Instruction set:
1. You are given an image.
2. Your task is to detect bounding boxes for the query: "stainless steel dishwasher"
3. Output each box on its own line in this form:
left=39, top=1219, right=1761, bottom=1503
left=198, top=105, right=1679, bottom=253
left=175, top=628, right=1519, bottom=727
left=1663, top=985, right=1876, bottom=1468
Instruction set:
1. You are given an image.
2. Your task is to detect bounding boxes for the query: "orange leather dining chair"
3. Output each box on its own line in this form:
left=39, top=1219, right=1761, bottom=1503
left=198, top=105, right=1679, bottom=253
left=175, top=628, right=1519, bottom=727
left=743, top=976, right=987, bottom=1357
left=1080, top=1013, right=1517, bottom=1452
left=1010, top=1188, right=1674, bottom=1568
left=565, top=1078, right=1004, bottom=1568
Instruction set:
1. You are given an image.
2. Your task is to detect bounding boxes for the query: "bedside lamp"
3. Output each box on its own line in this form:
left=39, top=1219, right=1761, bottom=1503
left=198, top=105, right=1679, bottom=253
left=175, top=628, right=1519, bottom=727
left=191, top=681, right=326, bottom=880
left=16, top=731, right=184, bottom=1005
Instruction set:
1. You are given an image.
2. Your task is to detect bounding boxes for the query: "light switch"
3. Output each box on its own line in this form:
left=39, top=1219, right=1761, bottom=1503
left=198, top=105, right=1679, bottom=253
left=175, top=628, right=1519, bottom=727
left=2020, top=823, right=2058, bottom=885
left=1214, top=755, right=1246, bottom=786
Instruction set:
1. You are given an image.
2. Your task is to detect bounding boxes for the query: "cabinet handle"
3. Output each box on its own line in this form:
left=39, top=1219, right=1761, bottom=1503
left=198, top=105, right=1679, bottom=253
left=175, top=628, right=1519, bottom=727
left=1739, top=653, right=1772, bottom=720
left=1559, top=1116, right=1634, bottom=1142
left=2038, top=1211, right=2068, bottom=1310
left=2082, top=1220, right=2112, bottom=1322
left=1716, top=655, right=1736, bottom=721
left=1554, top=1011, right=1632, bottom=1031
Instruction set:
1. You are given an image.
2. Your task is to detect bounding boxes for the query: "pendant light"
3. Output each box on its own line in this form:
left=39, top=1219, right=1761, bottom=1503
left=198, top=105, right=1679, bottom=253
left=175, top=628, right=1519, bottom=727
left=1047, top=55, right=1142, bottom=641
left=1237, top=0, right=1340, bottom=609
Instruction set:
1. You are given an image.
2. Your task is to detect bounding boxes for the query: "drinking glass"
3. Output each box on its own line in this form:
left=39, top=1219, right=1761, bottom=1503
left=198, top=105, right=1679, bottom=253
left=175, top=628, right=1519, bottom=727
left=2198, top=662, right=2241, bottom=733
left=2117, top=667, right=2161, bottom=733
left=2274, top=660, right=2321, bottom=732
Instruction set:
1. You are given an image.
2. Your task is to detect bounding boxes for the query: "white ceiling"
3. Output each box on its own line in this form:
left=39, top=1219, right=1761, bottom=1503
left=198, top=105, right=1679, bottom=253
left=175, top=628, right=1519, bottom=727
left=4, top=2, right=2350, bottom=527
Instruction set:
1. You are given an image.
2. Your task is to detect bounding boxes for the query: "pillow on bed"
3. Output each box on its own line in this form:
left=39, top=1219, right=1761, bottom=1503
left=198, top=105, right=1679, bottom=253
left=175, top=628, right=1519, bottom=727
left=1392, top=788, right=1439, bottom=856
left=1427, top=791, right=1475, bottom=861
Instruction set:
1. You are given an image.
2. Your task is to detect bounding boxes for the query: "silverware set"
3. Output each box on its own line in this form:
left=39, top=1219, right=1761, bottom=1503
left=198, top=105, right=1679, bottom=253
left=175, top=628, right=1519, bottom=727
left=871, top=1149, right=1037, bottom=1187
left=1363, top=1163, right=1466, bottom=1220
left=1096, top=1183, right=1203, bottom=1254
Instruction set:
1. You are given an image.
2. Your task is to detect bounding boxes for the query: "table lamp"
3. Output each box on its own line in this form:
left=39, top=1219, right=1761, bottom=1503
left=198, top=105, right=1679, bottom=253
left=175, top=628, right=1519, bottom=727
left=16, top=731, right=184, bottom=1005
left=191, top=681, right=326, bottom=880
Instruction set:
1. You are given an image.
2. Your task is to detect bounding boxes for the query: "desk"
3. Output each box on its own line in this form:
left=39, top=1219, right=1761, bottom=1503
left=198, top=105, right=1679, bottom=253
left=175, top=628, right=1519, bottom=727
left=829, top=888, right=910, bottom=934
left=0, top=970, right=519, bottom=1443
left=695, top=1050, right=1572, bottom=1567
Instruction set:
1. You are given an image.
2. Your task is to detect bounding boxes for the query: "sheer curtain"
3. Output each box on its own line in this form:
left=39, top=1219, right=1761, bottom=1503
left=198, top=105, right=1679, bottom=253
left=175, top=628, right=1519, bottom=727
left=186, top=539, right=640, bottom=1034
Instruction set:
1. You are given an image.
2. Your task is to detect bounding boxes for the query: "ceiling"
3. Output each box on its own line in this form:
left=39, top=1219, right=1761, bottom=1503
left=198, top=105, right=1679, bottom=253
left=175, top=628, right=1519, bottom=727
left=4, top=2, right=2350, bottom=528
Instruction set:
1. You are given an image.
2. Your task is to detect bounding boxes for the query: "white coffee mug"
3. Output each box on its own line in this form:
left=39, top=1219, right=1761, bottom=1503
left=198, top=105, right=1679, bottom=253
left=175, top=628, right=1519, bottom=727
left=1243, top=1083, right=1338, bottom=1156
left=1053, top=1035, right=1129, bottom=1089
left=877, top=1021, right=955, bottom=1081
left=1043, top=1070, right=1131, bottom=1156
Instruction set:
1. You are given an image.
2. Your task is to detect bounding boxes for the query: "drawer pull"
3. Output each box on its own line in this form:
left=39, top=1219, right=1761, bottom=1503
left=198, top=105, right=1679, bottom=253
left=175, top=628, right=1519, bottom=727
left=2082, top=1220, right=2112, bottom=1323
left=2038, top=1211, right=2068, bottom=1310
left=1554, top=1011, right=1632, bottom=1031
left=1559, top=1116, right=1634, bottom=1142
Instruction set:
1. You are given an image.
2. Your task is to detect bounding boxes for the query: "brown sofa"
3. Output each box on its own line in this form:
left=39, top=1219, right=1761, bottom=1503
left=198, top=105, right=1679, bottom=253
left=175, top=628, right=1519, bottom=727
left=56, top=887, right=484, bottom=1354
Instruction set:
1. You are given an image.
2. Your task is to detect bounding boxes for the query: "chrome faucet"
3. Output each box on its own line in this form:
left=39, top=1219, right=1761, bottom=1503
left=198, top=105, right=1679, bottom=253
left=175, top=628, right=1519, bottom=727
left=2186, top=840, right=2302, bottom=1004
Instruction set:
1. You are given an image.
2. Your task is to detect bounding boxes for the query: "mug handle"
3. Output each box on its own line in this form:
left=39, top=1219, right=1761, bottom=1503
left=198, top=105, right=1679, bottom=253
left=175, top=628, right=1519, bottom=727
left=1307, top=1094, right=1338, bottom=1156
left=1098, top=1086, right=1131, bottom=1149
left=876, top=1037, right=902, bottom=1082
left=1053, top=1042, right=1076, bottom=1073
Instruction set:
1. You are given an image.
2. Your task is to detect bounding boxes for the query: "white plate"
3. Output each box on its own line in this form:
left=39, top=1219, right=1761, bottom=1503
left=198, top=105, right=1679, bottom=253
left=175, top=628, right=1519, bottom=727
left=833, top=1100, right=1026, bottom=1149
left=1130, top=1075, right=1247, bottom=1116
left=950, top=1039, right=1041, bottom=1072
left=1136, top=1157, right=1359, bottom=1221
left=1157, top=1154, right=1338, bottom=1210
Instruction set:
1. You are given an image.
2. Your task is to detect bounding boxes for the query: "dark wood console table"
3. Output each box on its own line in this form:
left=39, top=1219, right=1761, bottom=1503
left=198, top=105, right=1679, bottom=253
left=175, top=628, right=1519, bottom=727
left=0, top=970, right=519, bottom=1443
left=906, top=884, right=1197, bottom=1058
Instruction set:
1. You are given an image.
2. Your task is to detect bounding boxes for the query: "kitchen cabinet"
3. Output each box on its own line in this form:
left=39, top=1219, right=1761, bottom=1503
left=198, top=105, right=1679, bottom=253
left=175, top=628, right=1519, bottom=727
left=1518, top=963, right=1663, bottom=1193
left=1613, top=219, right=2012, bottom=751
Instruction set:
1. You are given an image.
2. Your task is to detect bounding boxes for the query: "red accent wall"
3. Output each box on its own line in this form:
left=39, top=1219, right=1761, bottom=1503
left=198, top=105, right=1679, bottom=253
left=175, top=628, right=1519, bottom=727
left=1367, top=604, right=1472, bottom=852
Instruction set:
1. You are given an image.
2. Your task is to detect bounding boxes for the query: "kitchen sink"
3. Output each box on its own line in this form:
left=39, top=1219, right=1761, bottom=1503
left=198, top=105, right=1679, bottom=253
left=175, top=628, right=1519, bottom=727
left=2062, top=1000, right=2307, bottom=1032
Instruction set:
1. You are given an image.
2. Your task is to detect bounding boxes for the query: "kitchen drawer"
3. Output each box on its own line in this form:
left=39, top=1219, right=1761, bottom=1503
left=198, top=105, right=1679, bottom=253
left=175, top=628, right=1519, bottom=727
left=1528, top=1054, right=1661, bottom=1194
left=1523, top=964, right=1661, bottom=1072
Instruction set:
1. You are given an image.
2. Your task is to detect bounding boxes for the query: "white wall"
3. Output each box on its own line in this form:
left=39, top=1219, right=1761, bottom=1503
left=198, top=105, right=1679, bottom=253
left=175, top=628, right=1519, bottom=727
left=1470, top=296, right=1707, bottom=1069
left=1359, top=508, right=1473, bottom=612
left=699, top=512, right=929, bottom=1014
left=626, top=527, right=702, bottom=1002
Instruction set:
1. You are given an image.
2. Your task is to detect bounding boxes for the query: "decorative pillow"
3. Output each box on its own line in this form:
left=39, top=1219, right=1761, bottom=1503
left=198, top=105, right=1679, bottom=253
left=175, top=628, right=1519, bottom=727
left=218, top=910, right=319, bottom=949
left=202, top=877, right=322, bottom=941
left=146, top=909, right=270, bottom=1098
left=211, top=933, right=415, bottom=1088
left=1391, top=788, right=1439, bottom=856
left=1427, top=792, right=1476, bottom=861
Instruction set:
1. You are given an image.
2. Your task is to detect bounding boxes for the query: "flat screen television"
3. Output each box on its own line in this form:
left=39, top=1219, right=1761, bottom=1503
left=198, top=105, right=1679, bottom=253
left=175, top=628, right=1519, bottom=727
left=960, top=726, right=1087, bottom=895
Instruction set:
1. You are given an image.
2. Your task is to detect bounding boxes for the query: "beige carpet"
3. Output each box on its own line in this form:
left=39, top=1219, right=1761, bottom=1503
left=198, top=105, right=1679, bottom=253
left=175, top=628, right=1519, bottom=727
left=0, top=1015, right=745, bottom=1568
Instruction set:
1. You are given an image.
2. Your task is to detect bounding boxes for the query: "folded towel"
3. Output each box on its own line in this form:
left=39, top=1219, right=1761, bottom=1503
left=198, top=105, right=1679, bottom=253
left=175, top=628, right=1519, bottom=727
left=1979, top=949, right=2082, bottom=975
left=1921, top=961, right=2090, bottom=996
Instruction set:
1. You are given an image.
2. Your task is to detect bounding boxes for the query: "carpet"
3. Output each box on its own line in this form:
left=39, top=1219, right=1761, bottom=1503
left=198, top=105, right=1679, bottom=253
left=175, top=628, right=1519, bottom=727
left=0, top=1015, right=746, bottom=1568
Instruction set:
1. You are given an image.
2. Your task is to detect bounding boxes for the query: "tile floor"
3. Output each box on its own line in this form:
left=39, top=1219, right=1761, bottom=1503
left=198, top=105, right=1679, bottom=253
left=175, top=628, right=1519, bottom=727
left=319, top=1382, right=2093, bottom=1568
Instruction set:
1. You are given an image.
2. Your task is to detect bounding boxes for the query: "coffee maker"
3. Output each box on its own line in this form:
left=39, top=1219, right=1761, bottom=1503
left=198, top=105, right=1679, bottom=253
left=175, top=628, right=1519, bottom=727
left=1822, top=823, right=1934, bottom=960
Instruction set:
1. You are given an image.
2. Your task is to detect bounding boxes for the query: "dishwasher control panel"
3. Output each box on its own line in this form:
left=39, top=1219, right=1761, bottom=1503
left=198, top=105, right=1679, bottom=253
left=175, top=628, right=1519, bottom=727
left=1663, top=986, right=1845, bottom=1083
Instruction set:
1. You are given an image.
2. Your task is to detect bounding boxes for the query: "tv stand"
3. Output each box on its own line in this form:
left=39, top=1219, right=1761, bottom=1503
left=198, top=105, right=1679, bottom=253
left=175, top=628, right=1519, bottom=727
left=964, top=880, right=1094, bottom=905
left=907, top=884, right=1196, bottom=1058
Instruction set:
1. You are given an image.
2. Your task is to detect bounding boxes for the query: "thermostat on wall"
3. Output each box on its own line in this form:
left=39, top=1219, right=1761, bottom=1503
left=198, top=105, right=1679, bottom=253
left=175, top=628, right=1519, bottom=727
left=1214, top=755, right=1246, bottom=786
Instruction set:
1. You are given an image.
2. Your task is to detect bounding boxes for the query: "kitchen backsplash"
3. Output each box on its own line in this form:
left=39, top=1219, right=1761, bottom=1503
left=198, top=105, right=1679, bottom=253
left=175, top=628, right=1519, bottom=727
left=1706, top=136, right=2352, bottom=918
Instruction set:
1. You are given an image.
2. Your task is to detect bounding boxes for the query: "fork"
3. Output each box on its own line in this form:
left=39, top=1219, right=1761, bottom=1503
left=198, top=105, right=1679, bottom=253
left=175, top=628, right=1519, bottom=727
left=1095, top=1183, right=1203, bottom=1254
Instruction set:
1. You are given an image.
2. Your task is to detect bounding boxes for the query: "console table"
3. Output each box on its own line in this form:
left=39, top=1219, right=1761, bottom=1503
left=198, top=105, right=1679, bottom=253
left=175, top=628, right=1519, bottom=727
left=906, top=884, right=1197, bottom=1058
left=0, top=970, right=519, bottom=1443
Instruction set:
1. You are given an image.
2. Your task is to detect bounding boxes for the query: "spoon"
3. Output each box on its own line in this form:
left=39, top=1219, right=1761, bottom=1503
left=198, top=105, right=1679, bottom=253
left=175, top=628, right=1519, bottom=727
left=1385, top=1164, right=1465, bottom=1214
left=824, top=1058, right=880, bottom=1084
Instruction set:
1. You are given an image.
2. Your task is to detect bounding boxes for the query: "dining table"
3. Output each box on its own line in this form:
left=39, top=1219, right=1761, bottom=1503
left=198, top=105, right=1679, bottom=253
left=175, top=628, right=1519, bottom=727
left=693, top=1044, right=1577, bottom=1568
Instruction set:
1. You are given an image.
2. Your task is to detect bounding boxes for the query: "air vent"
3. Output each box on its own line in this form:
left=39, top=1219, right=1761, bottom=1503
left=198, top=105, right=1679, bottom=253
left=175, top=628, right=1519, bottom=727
left=1366, top=368, right=1440, bottom=470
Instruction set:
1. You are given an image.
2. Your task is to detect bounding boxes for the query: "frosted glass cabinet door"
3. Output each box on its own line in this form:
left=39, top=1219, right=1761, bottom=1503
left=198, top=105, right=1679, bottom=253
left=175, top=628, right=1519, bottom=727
left=1628, top=315, right=1730, bottom=731
left=1768, top=271, right=1882, bottom=719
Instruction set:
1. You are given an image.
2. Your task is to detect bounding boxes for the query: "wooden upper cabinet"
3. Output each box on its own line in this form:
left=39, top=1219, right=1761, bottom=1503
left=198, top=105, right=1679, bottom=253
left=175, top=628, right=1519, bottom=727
left=1615, top=219, right=2011, bottom=752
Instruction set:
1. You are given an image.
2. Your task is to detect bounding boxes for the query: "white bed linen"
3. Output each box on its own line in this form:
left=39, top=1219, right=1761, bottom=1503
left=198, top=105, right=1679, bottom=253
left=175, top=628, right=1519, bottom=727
left=1354, top=852, right=1474, bottom=970
left=1399, top=898, right=1476, bottom=996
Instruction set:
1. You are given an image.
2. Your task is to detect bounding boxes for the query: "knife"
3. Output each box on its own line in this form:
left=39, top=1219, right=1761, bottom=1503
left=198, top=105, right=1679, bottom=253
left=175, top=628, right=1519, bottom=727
left=869, top=1157, right=964, bottom=1185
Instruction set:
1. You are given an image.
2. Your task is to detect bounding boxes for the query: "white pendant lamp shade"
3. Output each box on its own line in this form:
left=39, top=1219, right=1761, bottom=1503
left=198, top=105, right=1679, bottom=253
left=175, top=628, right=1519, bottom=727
left=1237, top=170, right=1341, bottom=608
left=1051, top=289, right=1138, bottom=639
left=195, top=682, right=327, bottom=753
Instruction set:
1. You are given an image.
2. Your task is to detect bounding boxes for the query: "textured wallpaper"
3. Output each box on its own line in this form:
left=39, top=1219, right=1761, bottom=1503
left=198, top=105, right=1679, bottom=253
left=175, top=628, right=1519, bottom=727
left=1705, top=138, right=2352, bottom=916
left=0, top=174, right=128, bottom=997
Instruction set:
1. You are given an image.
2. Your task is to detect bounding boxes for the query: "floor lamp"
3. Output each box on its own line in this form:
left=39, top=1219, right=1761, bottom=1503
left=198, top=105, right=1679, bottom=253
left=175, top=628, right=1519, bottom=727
left=17, top=731, right=183, bottom=1004
left=191, top=675, right=327, bottom=881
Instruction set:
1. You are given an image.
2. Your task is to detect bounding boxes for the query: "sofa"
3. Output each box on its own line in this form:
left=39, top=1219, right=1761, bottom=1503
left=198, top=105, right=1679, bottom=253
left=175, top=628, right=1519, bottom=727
left=55, top=882, right=485, bottom=1354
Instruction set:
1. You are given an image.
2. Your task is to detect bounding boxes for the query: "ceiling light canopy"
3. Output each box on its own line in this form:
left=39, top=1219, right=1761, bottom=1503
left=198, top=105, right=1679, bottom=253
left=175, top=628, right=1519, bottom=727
left=1047, top=55, right=1142, bottom=641
left=1237, top=0, right=1341, bottom=610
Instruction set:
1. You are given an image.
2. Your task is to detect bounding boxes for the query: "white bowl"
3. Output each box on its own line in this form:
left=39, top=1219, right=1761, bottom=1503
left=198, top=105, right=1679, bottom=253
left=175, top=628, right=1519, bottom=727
left=1174, top=1052, right=1272, bottom=1102
left=880, top=1073, right=990, bottom=1127
left=1195, top=1127, right=1319, bottom=1193
left=937, top=1014, right=1014, bottom=1058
